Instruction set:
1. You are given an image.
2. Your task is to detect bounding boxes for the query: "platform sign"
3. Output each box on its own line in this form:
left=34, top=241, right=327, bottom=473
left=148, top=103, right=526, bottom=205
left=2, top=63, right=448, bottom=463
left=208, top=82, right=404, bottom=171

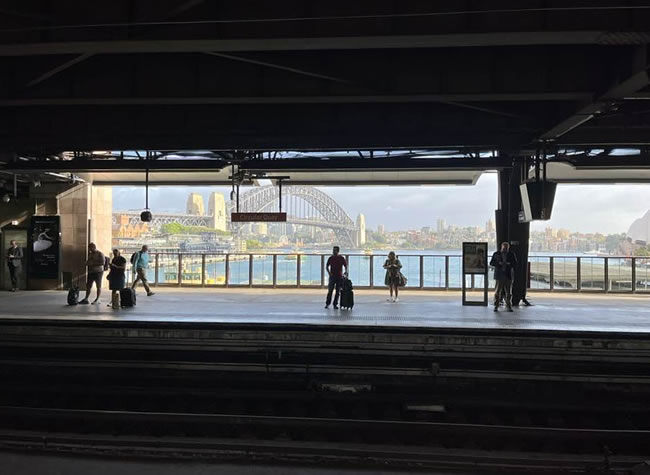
left=28, top=215, right=60, bottom=280
left=231, top=212, right=287, bottom=222
left=462, top=242, right=488, bottom=306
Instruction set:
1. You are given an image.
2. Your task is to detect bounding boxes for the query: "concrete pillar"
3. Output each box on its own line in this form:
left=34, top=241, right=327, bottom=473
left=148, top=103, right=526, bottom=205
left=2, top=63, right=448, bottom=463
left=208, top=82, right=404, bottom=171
left=495, top=156, right=530, bottom=306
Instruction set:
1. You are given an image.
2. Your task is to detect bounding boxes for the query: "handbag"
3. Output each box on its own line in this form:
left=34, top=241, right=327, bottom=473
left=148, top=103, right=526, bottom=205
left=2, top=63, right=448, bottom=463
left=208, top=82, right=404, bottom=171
left=397, top=272, right=407, bottom=287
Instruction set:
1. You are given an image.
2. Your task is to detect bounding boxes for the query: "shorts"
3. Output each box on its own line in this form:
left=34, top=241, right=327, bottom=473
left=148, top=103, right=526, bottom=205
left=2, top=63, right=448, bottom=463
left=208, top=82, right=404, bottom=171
left=87, top=271, right=103, bottom=288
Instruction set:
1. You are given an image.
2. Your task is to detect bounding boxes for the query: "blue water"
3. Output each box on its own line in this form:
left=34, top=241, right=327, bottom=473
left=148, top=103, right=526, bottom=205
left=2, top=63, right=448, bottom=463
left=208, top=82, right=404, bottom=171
left=135, top=250, right=642, bottom=291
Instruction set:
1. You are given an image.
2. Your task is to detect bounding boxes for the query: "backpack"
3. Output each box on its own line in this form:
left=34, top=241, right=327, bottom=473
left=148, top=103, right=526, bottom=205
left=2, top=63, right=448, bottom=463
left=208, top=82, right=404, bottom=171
left=130, top=252, right=140, bottom=265
left=67, top=286, right=79, bottom=305
left=104, top=256, right=110, bottom=271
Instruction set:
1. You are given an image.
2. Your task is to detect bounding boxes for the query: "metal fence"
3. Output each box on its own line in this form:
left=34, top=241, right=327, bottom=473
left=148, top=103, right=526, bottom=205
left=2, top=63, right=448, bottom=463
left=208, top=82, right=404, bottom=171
left=122, top=253, right=650, bottom=293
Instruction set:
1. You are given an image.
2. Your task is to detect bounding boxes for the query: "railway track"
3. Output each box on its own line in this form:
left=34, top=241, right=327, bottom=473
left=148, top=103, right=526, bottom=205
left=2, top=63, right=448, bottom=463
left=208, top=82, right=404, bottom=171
left=1, top=320, right=649, bottom=472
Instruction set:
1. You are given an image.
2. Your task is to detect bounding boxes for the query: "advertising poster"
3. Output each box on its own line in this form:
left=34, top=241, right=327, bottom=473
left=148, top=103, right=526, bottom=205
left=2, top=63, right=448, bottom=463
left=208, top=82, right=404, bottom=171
left=462, top=242, right=488, bottom=274
left=28, top=216, right=60, bottom=279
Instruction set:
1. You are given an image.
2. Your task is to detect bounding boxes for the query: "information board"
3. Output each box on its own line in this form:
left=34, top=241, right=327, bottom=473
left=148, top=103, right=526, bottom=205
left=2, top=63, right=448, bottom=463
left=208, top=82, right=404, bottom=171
left=231, top=212, right=287, bottom=222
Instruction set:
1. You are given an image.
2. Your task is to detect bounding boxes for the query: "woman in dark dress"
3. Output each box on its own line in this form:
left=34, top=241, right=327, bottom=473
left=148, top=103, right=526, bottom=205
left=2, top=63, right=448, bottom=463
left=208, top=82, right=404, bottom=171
left=383, top=251, right=403, bottom=302
left=107, top=248, right=127, bottom=309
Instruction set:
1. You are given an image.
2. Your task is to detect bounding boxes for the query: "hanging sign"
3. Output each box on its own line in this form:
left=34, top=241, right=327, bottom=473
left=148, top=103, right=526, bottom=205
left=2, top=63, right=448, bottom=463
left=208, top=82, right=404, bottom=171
left=231, top=212, right=287, bottom=222
left=28, top=215, right=60, bottom=279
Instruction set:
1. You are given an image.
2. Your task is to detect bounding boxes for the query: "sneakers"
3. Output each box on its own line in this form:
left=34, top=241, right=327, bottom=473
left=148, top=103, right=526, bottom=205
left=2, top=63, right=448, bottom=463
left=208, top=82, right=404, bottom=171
left=147, top=292, right=155, bottom=297
left=79, top=299, right=89, bottom=305
left=507, top=307, right=514, bottom=312
left=324, top=305, right=329, bottom=309
left=333, top=305, right=339, bottom=309
left=493, top=307, right=498, bottom=312
left=393, top=297, right=399, bottom=303
left=387, top=297, right=393, bottom=302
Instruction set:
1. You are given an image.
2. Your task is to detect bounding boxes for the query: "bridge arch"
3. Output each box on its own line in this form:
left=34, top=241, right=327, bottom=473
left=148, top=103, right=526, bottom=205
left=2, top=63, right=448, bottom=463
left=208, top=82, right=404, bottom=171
left=228, top=186, right=357, bottom=247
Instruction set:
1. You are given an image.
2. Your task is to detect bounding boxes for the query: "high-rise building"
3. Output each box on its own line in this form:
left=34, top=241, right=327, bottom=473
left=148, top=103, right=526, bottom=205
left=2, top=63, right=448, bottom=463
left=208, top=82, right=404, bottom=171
left=377, top=224, right=385, bottom=235
left=186, top=193, right=205, bottom=216
left=436, top=218, right=446, bottom=234
left=356, top=213, right=366, bottom=246
left=486, top=219, right=495, bottom=233
left=208, top=192, right=227, bottom=232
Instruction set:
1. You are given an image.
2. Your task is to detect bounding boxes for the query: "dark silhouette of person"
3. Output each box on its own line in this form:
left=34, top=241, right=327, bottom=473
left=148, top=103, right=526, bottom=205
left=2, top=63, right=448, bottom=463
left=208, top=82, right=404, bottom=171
left=325, top=246, right=347, bottom=309
left=490, top=242, right=518, bottom=312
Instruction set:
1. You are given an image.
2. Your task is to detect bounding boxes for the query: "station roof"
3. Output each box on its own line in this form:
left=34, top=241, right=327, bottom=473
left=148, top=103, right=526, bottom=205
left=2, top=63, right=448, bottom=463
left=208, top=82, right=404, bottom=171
left=0, top=2, right=649, bottom=185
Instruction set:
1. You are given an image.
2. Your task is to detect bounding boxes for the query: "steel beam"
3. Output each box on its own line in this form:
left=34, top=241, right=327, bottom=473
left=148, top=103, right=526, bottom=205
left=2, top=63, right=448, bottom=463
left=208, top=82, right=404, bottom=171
left=0, top=92, right=592, bottom=107
left=0, top=31, right=639, bottom=57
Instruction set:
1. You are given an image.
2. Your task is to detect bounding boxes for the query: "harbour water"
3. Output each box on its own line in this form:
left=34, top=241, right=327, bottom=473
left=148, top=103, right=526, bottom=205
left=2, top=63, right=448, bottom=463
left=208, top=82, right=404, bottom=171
left=133, top=250, right=649, bottom=291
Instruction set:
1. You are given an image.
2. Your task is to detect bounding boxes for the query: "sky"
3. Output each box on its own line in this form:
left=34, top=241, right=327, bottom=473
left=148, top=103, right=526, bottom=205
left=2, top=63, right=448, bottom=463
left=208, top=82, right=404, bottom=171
left=111, top=175, right=649, bottom=235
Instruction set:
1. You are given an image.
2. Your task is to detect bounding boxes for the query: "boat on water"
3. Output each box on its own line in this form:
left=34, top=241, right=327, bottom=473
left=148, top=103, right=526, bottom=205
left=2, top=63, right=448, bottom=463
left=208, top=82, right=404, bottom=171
left=363, top=249, right=374, bottom=255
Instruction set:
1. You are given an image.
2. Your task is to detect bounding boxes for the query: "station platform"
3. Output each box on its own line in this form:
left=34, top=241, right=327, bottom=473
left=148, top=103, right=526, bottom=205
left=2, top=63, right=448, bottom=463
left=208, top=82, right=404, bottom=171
left=0, top=288, right=649, bottom=335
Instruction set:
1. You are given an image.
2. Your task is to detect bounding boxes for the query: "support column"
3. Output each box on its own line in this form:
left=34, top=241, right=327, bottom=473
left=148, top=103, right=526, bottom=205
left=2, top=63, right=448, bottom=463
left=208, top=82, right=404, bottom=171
left=495, top=156, right=530, bottom=306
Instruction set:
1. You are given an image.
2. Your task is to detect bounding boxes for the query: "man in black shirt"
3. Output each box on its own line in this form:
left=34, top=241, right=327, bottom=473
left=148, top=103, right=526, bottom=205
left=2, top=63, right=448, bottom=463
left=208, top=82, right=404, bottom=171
left=6, top=240, right=23, bottom=292
left=325, top=246, right=347, bottom=309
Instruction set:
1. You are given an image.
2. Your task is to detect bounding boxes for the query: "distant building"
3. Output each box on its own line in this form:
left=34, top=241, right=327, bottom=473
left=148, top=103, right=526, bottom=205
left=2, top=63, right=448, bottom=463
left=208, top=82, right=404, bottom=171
left=186, top=193, right=205, bottom=216
left=253, top=223, right=268, bottom=236
left=208, top=192, right=227, bottom=231
left=421, top=226, right=431, bottom=233
left=356, top=213, right=366, bottom=246
left=377, top=224, right=385, bottom=235
left=485, top=219, right=495, bottom=233
left=436, top=219, right=446, bottom=234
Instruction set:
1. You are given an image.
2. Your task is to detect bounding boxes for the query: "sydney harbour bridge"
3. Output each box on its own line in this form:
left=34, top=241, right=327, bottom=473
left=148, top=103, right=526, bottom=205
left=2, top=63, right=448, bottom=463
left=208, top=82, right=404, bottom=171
left=113, top=186, right=361, bottom=247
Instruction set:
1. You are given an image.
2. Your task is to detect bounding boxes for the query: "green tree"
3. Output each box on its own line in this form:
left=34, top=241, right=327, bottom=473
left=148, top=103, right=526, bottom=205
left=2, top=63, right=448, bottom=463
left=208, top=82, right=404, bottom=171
left=246, top=239, right=264, bottom=250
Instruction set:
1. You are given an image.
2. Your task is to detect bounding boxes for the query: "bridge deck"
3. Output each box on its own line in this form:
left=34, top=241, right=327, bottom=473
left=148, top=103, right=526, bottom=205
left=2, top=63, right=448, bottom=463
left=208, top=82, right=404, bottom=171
left=1, top=288, right=648, bottom=334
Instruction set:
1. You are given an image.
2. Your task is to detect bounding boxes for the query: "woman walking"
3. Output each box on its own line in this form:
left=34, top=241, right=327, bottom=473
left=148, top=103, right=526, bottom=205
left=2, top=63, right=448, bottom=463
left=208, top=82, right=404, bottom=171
left=383, top=251, right=403, bottom=302
left=107, top=248, right=127, bottom=309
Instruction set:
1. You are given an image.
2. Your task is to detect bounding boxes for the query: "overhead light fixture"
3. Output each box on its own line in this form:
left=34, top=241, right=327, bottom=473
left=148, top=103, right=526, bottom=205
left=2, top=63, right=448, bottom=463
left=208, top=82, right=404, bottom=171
left=2, top=193, right=10, bottom=203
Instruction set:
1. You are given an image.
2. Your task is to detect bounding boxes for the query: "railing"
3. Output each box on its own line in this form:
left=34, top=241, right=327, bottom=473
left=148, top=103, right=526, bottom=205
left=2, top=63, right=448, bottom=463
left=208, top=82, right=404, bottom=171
left=123, top=253, right=650, bottom=293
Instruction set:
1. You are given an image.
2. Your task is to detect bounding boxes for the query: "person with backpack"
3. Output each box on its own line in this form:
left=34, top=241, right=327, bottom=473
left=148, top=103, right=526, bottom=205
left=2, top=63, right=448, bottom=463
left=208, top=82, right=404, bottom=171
left=131, top=245, right=155, bottom=297
left=79, top=242, right=105, bottom=305
left=383, top=251, right=403, bottom=302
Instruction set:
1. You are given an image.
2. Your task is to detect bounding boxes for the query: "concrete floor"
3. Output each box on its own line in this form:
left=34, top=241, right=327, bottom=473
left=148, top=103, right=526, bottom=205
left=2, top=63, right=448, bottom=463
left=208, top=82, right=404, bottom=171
left=1, top=288, right=649, bottom=333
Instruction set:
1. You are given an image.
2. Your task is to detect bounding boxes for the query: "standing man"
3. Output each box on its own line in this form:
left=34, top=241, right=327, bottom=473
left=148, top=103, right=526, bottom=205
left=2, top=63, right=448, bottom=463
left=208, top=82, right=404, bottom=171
left=79, top=242, right=105, bottom=305
left=131, top=245, right=155, bottom=296
left=325, top=246, right=347, bottom=309
left=490, top=241, right=518, bottom=312
left=5, top=240, right=23, bottom=292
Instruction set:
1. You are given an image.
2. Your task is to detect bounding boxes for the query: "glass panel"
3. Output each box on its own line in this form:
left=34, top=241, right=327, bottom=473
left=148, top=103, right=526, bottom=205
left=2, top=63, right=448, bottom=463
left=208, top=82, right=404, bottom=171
left=180, top=254, right=202, bottom=285
left=397, top=255, right=420, bottom=287
left=528, top=256, right=551, bottom=290
left=580, top=257, right=605, bottom=291
left=348, top=255, right=371, bottom=287
left=448, top=256, right=462, bottom=289
left=423, top=256, right=446, bottom=288
left=157, top=253, right=179, bottom=284
left=553, top=257, right=578, bottom=290
left=608, top=257, right=633, bottom=292
left=277, top=254, right=298, bottom=285
left=373, top=255, right=387, bottom=288
left=635, top=258, right=650, bottom=292
left=300, top=255, right=322, bottom=286
left=228, top=254, right=250, bottom=285
left=204, top=254, right=226, bottom=285
left=252, top=255, right=273, bottom=285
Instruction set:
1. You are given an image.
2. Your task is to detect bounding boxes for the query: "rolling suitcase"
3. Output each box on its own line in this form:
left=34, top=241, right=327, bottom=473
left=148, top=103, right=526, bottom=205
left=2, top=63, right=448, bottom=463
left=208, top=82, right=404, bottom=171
left=340, top=277, right=354, bottom=310
left=120, top=287, right=136, bottom=307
